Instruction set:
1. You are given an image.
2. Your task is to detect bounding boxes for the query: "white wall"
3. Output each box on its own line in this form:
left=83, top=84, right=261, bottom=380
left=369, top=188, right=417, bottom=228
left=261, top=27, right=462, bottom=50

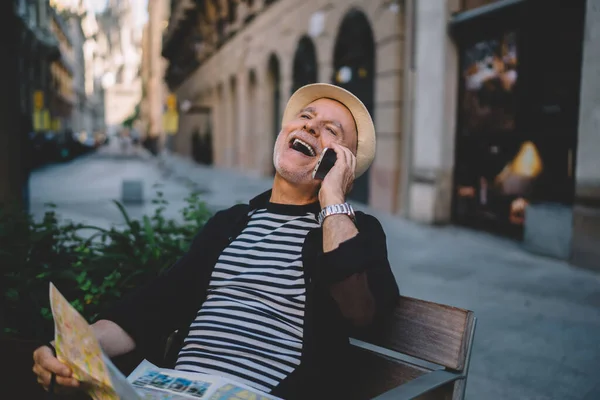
left=575, top=0, right=600, bottom=192
left=406, top=0, right=459, bottom=224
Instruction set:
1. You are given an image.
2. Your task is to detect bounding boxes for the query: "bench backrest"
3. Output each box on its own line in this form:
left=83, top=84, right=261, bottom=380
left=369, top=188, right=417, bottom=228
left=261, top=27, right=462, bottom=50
left=347, top=296, right=476, bottom=399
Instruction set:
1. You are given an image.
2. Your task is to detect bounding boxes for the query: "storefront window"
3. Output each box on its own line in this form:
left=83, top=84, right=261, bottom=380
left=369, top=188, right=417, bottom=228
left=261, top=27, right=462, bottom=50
left=452, top=0, right=585, bottom=237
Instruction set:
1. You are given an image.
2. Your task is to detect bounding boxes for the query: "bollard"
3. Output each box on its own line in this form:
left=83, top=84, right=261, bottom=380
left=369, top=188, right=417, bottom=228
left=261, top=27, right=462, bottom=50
left=121, top=179, right=144, bottom=204
left=523, top=202, right=572, bottom=260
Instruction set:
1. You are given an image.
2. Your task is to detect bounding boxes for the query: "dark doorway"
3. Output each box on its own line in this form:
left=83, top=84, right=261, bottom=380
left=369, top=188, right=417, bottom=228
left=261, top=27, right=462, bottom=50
left=268, top=54, right=281, bottom=175
left=332, top=9, right=375, bottom=204
left=451, top=0, right=586, bottom=237
left=248, top=70, right=258, bottom=169
left=230, top=76, right=238, bottom=166
left=292, top=36, right=318, bottom=94
left=188, top=106, right=213, bottom=165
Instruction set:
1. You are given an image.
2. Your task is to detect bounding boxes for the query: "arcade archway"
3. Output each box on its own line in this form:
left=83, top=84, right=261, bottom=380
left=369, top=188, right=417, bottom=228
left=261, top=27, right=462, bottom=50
left=333, top=9, right=375, bottom=204
left=292, top=35, right=318, bottom=94
left=267, top=54, right=281, bottom=175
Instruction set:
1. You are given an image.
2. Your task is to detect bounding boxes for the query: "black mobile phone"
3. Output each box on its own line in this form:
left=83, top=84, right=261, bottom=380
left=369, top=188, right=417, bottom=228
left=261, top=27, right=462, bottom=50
left=312, top=148, right=337, bottom=180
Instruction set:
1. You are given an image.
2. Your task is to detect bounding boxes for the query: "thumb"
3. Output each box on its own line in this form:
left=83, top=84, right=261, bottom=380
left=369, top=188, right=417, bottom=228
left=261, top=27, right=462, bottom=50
left=35, top=346, right=72, bottom=377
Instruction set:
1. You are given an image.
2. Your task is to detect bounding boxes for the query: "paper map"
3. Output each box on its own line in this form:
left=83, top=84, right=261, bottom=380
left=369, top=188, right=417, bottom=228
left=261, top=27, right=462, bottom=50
left=50, top=282, right=118, bottom=399
left=49, top=283, right=282, bottom=400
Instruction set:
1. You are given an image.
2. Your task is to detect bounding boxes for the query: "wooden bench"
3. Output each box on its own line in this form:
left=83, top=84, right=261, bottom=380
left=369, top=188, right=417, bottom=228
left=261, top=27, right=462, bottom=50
left=164, top=295, right=476, bottom=400
left=346, top=295, right=477, bottom=400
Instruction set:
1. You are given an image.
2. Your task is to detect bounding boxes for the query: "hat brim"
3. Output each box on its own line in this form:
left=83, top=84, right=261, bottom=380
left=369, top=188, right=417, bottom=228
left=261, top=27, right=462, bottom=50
left=281, top=83, right=375, bottom=178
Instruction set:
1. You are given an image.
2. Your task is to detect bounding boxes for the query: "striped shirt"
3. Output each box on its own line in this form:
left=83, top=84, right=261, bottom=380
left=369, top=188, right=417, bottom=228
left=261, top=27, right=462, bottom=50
left=175, top=202, right=320, bottom=393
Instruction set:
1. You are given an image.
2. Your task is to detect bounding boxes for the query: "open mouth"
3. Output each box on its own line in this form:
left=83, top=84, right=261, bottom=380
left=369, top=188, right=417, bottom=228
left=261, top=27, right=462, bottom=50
left=289, top=138, right=316, bottom=157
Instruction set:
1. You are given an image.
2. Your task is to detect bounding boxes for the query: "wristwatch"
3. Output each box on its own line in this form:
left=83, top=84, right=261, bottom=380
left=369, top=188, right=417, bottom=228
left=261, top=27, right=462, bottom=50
left=318, top=203, right=355, bottom=225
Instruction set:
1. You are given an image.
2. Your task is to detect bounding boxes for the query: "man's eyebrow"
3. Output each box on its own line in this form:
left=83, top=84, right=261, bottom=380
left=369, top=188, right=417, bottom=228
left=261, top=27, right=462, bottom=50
left=299, top=107, right=316, bottom=114
left=327, top=120, right=344, bottom=134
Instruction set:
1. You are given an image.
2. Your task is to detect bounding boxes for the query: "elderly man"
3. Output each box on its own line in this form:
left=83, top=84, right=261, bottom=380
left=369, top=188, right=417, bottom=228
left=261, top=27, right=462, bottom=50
left=33, top=83, right=399, bottom=399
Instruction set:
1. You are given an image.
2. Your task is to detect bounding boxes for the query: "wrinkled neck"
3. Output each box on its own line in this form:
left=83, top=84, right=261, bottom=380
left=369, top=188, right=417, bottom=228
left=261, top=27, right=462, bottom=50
left=270, top=173, right=319, bottom=205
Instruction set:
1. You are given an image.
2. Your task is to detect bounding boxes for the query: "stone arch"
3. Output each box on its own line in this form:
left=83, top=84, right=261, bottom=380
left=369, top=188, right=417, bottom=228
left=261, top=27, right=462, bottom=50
left=229, top=75, right=239, bottom=166
left=214, top=82, right=225, bottom=166
left=332, top=7, right=375, bottom=204
left=292, top=35, right=318, bottom=94
left=266, top=53, right=281, bottom=174
left=247, top=69, right=258, bottom=169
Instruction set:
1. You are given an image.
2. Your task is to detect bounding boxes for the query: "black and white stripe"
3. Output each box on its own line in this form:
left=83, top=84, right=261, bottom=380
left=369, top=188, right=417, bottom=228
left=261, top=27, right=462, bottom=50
left=176, top=206, right=319, bottom=392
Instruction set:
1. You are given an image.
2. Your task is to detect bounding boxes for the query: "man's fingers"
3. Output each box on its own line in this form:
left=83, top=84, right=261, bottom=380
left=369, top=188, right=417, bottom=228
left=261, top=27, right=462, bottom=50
left=37, top=377, right=49, bottom=391
left=35, top=346, right=72, bottom=377
left=337, top=145, right=356, bottom=180
left=33, top=364, right=52, bottom=387
left=350, top=148, right=356, bottom=171
left=33, top=364, right=80, bottom=392
left=330, top=143, right=353, bottom=171
left=56, top=376, right=80, bottom=388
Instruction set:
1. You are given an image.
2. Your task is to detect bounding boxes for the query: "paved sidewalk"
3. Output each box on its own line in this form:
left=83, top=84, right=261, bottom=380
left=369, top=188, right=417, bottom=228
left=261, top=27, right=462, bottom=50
left=154, top=151, right=600, bottom=400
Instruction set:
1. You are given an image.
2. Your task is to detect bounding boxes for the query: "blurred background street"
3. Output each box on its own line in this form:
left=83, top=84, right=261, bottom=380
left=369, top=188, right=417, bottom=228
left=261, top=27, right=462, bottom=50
left=2, top=0, right=600, bottom=399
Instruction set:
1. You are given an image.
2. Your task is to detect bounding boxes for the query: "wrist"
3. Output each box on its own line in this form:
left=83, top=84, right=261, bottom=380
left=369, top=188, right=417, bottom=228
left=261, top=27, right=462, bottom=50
left=319, top=191, right=345, bottom=207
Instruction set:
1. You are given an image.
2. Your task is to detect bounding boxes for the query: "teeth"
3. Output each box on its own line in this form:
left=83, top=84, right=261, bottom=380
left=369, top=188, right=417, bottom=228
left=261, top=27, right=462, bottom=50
left=293, top=138, right=315, bottom=156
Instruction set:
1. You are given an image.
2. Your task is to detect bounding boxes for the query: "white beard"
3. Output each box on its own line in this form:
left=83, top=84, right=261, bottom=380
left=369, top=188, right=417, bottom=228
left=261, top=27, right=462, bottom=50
left=272, top=135, right=312, bottom=184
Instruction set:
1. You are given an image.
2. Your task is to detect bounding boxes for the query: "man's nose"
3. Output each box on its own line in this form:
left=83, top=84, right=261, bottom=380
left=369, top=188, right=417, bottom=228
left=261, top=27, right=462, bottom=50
left=304, top=121, right=318, bottom=136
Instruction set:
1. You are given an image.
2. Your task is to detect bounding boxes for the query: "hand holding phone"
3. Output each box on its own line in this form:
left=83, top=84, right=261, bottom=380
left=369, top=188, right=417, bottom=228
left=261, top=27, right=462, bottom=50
left=312, top=148, right=337, bottom=180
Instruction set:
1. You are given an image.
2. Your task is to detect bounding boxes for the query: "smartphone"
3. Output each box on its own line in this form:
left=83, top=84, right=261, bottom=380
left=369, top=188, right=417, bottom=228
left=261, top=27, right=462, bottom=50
left=312, top=148, right=337, bottom=180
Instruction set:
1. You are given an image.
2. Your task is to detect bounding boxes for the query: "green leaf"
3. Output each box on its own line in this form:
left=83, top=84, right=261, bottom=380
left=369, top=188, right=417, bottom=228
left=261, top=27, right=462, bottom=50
left=41, top=307, right=52, bottom=320
left=6, top=288, right=19, bottom=301
left=112, top=200, right=134, bottom=229
left=143, top=216, right=156, bottom=247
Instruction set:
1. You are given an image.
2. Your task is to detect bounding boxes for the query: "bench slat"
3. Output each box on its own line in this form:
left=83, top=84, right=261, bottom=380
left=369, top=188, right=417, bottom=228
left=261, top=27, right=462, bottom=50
left=355, top=296, right=473, bottom=370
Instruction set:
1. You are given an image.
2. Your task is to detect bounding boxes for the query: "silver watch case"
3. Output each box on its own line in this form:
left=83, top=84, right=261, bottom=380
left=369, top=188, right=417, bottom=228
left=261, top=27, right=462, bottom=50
left=318, top=203, right=355, bottom=225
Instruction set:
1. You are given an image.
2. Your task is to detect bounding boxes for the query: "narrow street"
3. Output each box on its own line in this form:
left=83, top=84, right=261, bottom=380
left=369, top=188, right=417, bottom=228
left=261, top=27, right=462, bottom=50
left=30, top=144, right=600, bottom=400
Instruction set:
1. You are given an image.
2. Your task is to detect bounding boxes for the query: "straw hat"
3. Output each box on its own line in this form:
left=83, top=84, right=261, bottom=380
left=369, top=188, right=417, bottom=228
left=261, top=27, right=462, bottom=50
left=281, top=83, right=376, bottom=178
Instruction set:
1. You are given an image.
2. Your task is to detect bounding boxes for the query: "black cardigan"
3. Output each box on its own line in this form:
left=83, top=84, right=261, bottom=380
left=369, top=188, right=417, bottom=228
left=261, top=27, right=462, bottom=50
left=102, top=190, right=399, bottom=399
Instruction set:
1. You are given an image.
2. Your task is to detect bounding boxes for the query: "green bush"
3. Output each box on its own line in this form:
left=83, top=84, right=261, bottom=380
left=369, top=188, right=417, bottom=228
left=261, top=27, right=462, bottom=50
left=0, top=190, right=212, bottom=341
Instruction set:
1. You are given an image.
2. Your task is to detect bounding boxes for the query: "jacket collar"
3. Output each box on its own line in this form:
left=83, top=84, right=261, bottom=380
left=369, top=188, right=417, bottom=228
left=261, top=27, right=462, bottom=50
left=249, top=189, right=273, bottom=211
left=248, top=189, right=321, bottom=215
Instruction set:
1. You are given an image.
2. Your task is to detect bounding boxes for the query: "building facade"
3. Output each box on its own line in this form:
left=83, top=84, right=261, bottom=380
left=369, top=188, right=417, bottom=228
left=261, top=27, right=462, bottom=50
left=56, top=0, right=108, bottom=141
left=49, top=0, right=111, bottom=147
left=97, top=0, right=143, bottom=137
left=164, top=0, right=405, bottom=208
left=49, top=6, right=75, bottom=134
left=163, top=0, right=600, bottom=270
left=2, top=0, right=61, bottom=209
left=140, top=0, right=171, bottom=153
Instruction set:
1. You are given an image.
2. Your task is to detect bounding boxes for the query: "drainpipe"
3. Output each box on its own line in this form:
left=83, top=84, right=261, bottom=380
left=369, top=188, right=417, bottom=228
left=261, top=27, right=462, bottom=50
left=399, top=0, right=416, bottom=217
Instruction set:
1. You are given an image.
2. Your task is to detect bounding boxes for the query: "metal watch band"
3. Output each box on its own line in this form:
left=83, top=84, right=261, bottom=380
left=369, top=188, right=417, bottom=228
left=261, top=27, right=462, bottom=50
left=318, top=203, right=355, bottom=225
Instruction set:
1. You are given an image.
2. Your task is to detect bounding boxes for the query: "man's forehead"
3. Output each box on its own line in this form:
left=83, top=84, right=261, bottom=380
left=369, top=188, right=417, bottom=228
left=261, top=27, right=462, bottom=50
left=303, top=98, right=349, bottom=113
left=300, top=98, right=355, bottom=126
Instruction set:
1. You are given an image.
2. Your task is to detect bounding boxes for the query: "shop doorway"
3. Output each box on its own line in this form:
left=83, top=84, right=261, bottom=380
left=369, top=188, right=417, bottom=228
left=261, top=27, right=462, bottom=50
left=451, top=0, right=585, bottom=237
left=292, top=35, right=318, bottom=94
left=267, top=54, right=281, bottom=175
left=332, top=9, right=375, bottom=204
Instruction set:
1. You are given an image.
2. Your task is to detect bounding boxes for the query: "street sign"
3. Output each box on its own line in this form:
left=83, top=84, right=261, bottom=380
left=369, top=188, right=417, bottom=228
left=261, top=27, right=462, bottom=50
left=52, top=118, right=61, bottom=131
left=166, top=94, right=177, bottom=111
left=163, top=110, right=179, bottom=134
left=33, top=110, right=51, bottom=131
left=34, top=91, right=44, bottom=110
left=43, top=111, right=51, bottom=130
